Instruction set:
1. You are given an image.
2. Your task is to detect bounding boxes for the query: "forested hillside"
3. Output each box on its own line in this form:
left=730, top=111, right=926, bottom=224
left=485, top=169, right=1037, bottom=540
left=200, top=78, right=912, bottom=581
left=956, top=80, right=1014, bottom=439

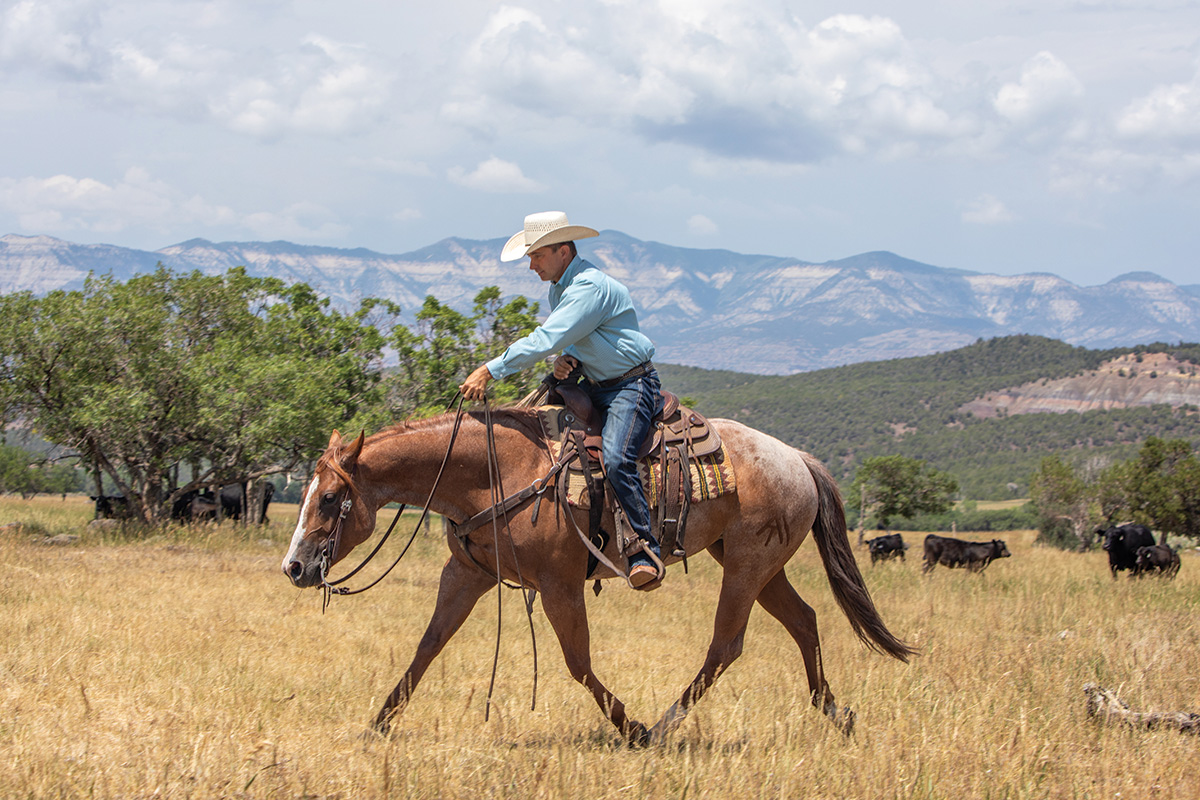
left=658, top=335, right=1200, bottom=498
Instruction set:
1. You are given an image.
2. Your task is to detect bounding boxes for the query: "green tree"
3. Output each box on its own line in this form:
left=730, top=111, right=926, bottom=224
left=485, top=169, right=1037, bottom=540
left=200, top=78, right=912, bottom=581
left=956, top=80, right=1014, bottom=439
left=849, top=455, right=958, bottom=537
left=0, top=267, right=390, bottom=523
left=388, top=287, right=541, bottom=415
left=1099, top=437, right=1200, bottom=544
left=1029, top=455, right=1095, bottom=550
left=0, top=444, right=81, bottom=499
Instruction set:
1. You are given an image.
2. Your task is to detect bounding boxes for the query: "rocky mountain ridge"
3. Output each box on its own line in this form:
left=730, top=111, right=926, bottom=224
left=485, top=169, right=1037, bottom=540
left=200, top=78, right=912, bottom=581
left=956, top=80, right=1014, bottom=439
left=960, top=351, right=1200, bottom=417
left=4, top=232, right=1200, bottom=374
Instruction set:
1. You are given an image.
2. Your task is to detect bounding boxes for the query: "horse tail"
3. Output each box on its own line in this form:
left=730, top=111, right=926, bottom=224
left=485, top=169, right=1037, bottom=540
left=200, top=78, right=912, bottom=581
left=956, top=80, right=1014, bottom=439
left=801, top=451, right=918, bottom=663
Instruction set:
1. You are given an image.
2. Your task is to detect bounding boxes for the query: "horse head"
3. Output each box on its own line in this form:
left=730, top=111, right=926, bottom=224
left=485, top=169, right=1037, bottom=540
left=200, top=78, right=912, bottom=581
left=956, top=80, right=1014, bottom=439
left=281, top=429, right=377, bottom=588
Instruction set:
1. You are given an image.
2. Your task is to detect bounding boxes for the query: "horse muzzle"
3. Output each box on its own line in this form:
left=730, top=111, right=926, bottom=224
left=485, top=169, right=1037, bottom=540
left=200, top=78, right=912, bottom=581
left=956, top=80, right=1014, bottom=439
left=283, top=556, right=325, bottom=588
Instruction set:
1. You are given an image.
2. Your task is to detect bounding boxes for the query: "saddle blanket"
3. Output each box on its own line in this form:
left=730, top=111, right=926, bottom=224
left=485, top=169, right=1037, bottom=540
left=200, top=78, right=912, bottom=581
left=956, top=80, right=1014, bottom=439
left=547, top=439, right=737, bottom=510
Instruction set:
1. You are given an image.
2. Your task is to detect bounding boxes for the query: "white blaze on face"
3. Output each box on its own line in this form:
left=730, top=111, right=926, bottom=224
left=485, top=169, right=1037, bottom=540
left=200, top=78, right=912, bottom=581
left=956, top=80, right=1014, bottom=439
left=282, top=476, right=321, bottom=571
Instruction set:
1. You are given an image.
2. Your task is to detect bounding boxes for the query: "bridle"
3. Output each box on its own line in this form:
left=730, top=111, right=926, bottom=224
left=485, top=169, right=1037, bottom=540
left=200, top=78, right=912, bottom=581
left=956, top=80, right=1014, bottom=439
left=308, top=392, right=542, bottom=716
left=314, top=394, right=470, bottom=612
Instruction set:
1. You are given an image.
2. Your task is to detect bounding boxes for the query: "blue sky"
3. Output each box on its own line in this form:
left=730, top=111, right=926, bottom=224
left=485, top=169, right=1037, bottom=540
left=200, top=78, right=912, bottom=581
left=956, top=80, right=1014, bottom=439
left=2, top=0, right=1199, bottom=286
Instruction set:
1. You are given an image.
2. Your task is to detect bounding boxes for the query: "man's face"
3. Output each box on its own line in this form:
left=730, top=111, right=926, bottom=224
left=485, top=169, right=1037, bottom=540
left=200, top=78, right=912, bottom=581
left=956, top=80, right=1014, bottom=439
left=528, top=243, right=571, bottom=283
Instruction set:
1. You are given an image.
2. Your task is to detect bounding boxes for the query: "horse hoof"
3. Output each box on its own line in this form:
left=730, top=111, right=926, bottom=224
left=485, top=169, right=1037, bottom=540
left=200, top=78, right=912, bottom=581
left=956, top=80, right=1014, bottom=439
left=833, top=706, right=856, bottom=736
left=624, top=721, right=652, bottom=747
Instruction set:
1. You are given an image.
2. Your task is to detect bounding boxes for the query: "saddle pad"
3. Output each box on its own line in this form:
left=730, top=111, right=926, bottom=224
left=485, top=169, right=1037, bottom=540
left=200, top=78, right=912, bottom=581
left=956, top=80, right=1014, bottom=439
left=550, top=442, right=737, bottom=510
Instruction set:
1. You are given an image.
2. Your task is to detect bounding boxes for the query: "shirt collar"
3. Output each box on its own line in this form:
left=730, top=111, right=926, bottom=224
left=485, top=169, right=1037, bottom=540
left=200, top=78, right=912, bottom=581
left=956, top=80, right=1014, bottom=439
left=552, top=255, right=586, bottom=287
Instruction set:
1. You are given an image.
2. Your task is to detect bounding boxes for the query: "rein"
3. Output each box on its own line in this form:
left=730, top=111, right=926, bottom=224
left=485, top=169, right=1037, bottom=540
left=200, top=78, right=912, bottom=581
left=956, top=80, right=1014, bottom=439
left=317, top=395, right=469, bottom=612
left=312, top=393, right=542, bottom=714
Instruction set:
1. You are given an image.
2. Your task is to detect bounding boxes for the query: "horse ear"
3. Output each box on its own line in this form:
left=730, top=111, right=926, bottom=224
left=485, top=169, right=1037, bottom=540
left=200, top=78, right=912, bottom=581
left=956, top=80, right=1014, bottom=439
left=328, top=429, right=342, bottom=449
left=341, top=430, right=365, bottom=469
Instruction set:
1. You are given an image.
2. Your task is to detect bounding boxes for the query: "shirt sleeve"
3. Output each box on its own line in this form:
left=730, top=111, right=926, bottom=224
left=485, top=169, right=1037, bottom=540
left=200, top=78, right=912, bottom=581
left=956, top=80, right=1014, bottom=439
left=485, top=277, right=609, bottom=379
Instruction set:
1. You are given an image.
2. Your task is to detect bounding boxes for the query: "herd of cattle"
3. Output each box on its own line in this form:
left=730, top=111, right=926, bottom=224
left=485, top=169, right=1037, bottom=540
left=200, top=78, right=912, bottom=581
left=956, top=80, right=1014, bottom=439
left=865, top=523, right=1182, bottom=579
left=90, top=485, right=1183, bottom=580
left=90, top=483, right=275, bottom=524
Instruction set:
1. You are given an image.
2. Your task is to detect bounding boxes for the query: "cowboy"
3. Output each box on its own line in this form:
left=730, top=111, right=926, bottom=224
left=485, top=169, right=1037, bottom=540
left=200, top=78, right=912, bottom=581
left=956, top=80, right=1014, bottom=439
left=459, top=211, right=665, bottom=589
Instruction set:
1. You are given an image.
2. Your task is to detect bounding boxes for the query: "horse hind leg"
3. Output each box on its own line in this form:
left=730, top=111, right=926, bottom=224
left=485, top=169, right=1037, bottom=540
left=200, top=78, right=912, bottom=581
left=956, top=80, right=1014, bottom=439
left=754, top=568, right=855, bottom=734
left=371, top=556, right=494, bottom=734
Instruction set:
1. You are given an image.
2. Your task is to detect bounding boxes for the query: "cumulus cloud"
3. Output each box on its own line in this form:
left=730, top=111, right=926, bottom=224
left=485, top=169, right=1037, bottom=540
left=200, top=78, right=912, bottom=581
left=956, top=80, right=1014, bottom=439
left=242, top=202, right=350, bottom=241
left=207, top=36, right=391, bottom=137
left=0, top=0, right=104, bottom=77
left=687, top=214, right=718, bottom=235
left=5, top=3, right=393, bottom=140
left=0, top=168, right=356, bottom=242
left=993, top=51, right=1084, bottom=130
left=961, top=194, right=1015, bottom=224
left=447, top=157, right=545, bottom=193
left=449, top=3, right=974, bottom=164
left=0, top=168, right=235, bottom=234
left=1117, top=73, right=1200, bottom=146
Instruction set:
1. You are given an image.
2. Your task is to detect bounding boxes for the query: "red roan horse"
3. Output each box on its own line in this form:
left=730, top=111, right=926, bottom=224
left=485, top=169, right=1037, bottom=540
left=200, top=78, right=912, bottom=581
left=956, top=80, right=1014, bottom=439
left=281, top=409, right=915, bottom=743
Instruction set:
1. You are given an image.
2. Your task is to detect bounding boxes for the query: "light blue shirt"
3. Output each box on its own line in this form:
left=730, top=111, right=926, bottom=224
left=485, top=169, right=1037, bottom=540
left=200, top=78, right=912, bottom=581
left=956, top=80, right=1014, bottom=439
left=486, top=256, right=655, bottom=383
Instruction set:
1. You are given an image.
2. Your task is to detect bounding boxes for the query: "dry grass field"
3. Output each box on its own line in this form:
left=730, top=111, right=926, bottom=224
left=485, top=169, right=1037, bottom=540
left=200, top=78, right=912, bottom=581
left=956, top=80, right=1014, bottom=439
left=2, top=495, right=1199, bottom=799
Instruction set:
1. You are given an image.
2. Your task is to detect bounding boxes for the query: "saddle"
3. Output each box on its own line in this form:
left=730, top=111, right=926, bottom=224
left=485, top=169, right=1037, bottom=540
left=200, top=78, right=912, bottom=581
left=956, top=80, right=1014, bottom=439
left=542, top=380, right=724, bottom=564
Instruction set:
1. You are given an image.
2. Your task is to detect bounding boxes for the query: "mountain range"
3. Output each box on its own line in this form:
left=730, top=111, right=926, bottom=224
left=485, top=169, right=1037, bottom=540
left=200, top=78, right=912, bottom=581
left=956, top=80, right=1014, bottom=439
left=3, top=232, right=1200, bottom=374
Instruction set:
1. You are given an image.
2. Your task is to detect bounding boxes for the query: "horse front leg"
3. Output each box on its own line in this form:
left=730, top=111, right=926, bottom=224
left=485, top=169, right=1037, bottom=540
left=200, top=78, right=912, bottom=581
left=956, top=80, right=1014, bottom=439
left=539, top=580, right=649, bottom=744
left=372, top=555, right=493, bottom=734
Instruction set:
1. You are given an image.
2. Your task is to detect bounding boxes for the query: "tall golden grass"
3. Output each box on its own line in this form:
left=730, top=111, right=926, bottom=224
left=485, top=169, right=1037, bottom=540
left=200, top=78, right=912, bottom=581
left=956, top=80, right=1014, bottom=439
left=1, top=495, right=1198, bottom=799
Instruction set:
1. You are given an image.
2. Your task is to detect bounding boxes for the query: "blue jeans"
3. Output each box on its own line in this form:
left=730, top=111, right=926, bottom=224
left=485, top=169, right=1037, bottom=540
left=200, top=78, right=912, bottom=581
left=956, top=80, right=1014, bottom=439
left=582, top=369, right=663, bottom=552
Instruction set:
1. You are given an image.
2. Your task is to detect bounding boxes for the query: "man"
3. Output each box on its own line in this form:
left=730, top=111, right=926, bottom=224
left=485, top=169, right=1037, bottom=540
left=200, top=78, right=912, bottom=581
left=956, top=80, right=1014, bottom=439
left=459, top=211, right=665, bottom=589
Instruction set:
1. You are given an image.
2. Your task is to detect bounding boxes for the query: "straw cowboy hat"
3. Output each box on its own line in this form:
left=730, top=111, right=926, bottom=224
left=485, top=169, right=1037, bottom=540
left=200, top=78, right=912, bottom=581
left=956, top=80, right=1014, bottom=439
left=500, top=211, right=599, bottom=262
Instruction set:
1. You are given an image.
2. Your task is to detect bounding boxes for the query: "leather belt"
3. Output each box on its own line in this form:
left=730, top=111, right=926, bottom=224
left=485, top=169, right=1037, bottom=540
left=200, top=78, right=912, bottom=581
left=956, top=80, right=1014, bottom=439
left=590, top=361, right=654, bottom=389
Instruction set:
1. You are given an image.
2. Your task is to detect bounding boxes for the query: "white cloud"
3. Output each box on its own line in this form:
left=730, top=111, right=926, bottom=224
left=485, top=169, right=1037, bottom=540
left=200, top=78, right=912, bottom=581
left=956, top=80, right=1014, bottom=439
left=242, top=202, right=350, bottom=241
left=1117, top=73, right=1200, bottom=146
left=961, top=194, right=1015, bottom=225
left=0, top=168, right=358, bottom=243
left=450, top=4, right=974, bottom=163
left=208, top=35, right=391, bottom=138
left=687, top=214, right=718, bottom=235
left=447, top=157, right=545, bottom=193
left=993, top=51, right=1084, bottom=128
left=0, top=168, right=235, bottom=234
left=0, top=0, right=104, bottom=77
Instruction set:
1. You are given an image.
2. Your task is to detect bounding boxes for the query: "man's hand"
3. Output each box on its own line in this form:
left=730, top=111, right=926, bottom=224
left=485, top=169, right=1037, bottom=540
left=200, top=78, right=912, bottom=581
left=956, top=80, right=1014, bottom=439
left=460, top=364, right=494, bottom=401
left=553, top=354, right=579, bottom=381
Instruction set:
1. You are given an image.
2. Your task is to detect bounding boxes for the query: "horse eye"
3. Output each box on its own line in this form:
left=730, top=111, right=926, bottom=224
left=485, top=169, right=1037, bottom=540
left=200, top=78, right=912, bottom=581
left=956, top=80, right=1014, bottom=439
left=322, top=492, right=337, bottom=505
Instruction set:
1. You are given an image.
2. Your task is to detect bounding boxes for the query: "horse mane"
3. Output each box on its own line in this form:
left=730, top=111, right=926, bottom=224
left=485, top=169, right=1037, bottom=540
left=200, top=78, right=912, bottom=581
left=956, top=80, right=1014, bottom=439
left=368, top=406, right=546, bottom=444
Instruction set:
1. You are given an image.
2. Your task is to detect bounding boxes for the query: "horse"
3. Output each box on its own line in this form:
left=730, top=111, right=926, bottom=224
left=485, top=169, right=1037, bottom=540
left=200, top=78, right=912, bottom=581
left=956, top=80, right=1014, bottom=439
left=281, top=408, right=916, bottom=744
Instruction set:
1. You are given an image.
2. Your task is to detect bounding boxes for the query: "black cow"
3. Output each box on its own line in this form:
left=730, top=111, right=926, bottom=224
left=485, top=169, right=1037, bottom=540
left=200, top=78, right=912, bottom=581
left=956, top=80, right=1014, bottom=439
left=1098, top=523, right=1156, bottom=579
left=922, top=535, right=1011, bottom=574
left=170, top=483, right=274, bottom=524
left=90, top=494, right=131, bottom=520
left=865, top=533, right=907, bottom=564
left=1134, top=544, right=1181, bottom=579
left=189, top=493, right=220, bottom=521
left=218, top=483, right=274, bottom=523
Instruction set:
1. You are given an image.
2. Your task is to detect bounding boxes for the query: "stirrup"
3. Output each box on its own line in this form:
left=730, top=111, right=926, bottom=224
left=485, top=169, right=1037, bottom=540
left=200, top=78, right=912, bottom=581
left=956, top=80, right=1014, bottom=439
left=625, top=539, right=665, bottom=590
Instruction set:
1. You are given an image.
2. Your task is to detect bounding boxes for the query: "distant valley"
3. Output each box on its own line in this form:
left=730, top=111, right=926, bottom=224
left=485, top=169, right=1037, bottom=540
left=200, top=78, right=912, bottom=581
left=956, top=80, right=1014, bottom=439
left=3, top=232, right=1200, bottom=373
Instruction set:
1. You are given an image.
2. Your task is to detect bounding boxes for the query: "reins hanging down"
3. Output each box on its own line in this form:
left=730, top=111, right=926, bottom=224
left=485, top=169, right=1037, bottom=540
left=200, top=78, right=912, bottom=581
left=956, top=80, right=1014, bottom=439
left=318, top=394, right=470, bottom=611
left=315, top=392, right=542, bottom=713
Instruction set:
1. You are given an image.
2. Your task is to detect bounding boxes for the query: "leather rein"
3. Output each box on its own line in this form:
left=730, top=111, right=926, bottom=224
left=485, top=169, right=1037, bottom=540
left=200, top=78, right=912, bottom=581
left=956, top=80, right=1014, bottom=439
left=316, top=394, right=469, bottom=612
left=311, top=393, right=544, bottom=716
